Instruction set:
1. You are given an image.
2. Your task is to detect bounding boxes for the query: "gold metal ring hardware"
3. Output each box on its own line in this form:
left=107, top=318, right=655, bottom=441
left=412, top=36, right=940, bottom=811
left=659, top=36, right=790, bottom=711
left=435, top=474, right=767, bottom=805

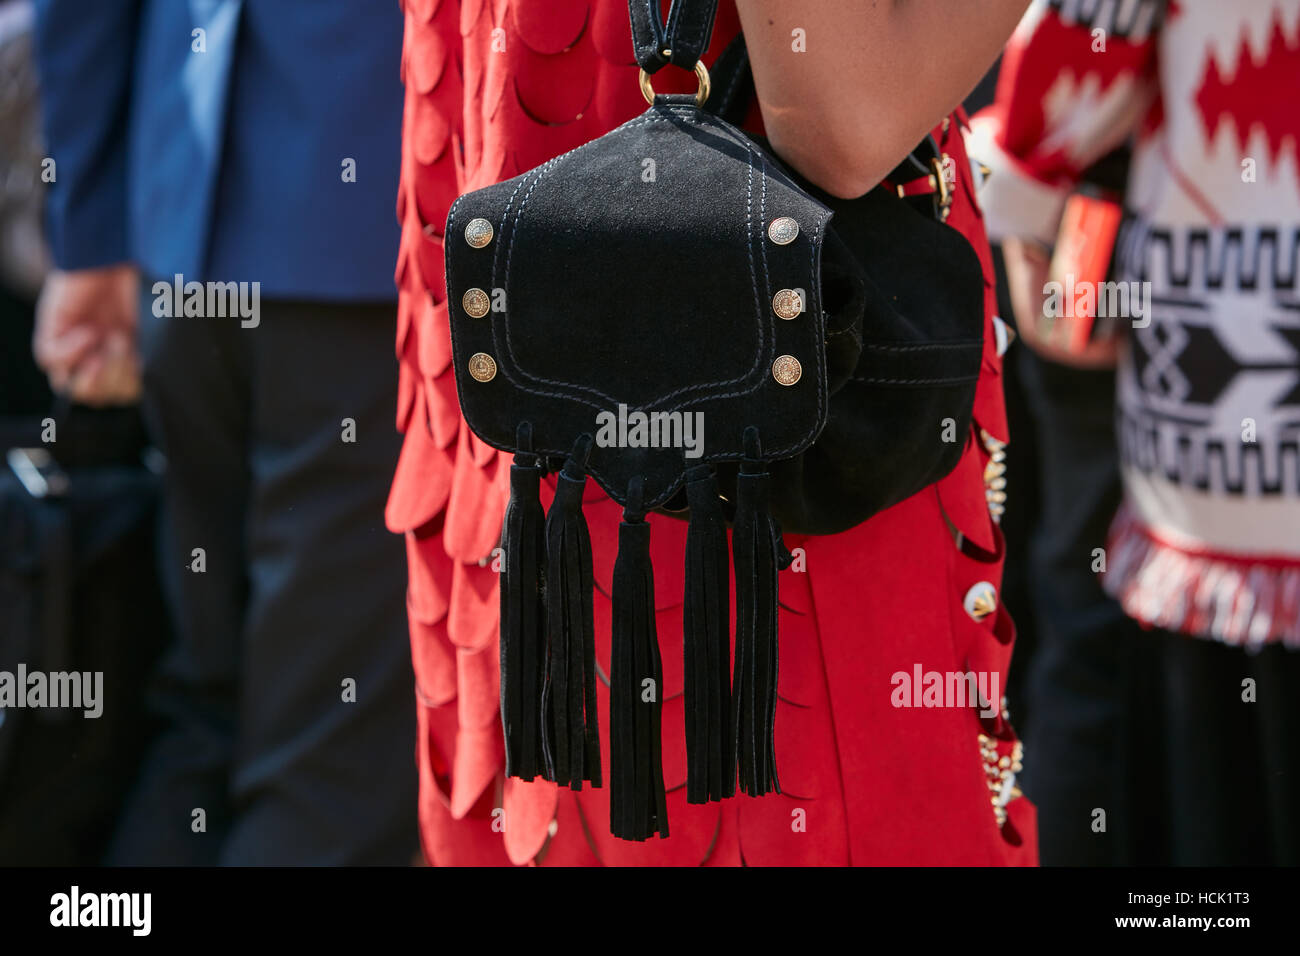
left=639, top=59, right=711, bottom=108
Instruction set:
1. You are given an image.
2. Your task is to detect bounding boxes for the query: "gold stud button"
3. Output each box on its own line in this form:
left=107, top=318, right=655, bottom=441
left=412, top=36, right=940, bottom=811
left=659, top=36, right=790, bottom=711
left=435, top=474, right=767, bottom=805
left=767, top=217, right=799, bottom=245
left=772, top=354, right=802, bottom=386
left=772, top=289, right=803, bottom=320
left=464, top=218, right=494, bottom=249
left=468, top=352, right=497, bottom=382
left=963, top=581, right=998, bottom=622
left=462, top=288, right=491, bottom=318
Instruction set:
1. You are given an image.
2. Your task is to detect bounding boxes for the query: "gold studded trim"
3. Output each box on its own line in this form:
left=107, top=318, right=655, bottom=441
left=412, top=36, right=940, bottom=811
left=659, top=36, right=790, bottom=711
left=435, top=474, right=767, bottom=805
left=980, top=428, right=1008, bottom=525
left=772, top=354, right=802, bottom=386
left=468, top=352, right=497, bottom=383
left=963, top=581, right=998, bottom=622
left=979, top=731, right=1024, bottom=830
left=464, top=218, right=494, bottom=249
left=772, top=289, right=803, bottom=321
left=767, top=217, right=800, bottom=245
left=462, top=287, right=491, bottom=319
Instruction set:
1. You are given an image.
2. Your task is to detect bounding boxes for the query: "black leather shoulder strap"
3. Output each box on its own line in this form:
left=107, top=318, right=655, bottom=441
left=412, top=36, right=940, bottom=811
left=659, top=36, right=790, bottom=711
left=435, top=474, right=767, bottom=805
left=629, top=0, right=720, bottom=74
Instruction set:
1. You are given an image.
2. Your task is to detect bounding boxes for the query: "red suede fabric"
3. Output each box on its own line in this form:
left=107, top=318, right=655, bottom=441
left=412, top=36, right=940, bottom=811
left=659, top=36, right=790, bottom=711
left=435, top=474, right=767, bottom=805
left=392, top=0, right=1037, bottom=866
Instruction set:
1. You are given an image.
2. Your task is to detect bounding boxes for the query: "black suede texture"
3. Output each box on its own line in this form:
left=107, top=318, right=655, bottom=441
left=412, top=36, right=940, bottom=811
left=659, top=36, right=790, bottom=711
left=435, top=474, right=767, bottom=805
left=447, top=102, right=832, bottom=512
left=447, top=96, right=985, bottom=534
left=745, top=166, right=985, bottom=535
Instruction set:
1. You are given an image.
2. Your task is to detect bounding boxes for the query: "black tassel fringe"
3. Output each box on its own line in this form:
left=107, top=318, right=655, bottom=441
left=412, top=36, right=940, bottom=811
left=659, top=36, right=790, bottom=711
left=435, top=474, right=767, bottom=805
left=610, top=477, right=669, bottom=840
left=683, top=464, right=734, bottom=803
left=541, top=435, right=601, bottom=789
left=499, top=423, right=547, bottom=780
left=732, top=427, right=790, bottom=797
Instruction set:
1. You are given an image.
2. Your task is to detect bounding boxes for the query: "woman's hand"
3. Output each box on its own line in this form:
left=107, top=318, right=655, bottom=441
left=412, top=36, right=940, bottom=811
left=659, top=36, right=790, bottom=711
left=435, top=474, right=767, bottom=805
left=1002, top=236, right=1121, bottom=369
left=735, top=0, right=1031, bottom=198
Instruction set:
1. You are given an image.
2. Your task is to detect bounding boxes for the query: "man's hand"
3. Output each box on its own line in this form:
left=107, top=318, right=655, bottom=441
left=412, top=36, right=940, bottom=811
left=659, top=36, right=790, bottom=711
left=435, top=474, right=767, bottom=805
left=1002, top=237, right=1120, bottom=369
left=33, top=264, right=142, bottom=405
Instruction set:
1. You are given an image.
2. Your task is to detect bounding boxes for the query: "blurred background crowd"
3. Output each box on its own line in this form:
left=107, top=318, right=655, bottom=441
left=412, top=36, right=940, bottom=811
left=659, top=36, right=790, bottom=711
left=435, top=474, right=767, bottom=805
left=1, top=0, right=1297, bottom=866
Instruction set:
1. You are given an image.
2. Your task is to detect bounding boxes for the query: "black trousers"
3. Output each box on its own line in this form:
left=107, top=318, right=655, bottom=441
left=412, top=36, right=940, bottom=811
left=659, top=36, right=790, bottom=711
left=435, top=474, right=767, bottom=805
left=1017, top=349, right=1300, bottom=865
left=107, top=296, right=417, bottom=865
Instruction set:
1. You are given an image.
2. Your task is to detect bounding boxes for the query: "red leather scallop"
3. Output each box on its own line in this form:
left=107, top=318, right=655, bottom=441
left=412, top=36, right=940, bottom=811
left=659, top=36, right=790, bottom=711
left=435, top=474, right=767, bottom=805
left=408, top=24, right=450, bottom=94
left=416, top=293, right=452, bottom=381
left=502, top=776, right=559, bottom=864
left=478, top=42, right=512, bottom=124
left=411, top=91, right=452, bottom=167
left=456, top=640, right=501, bottom=730
left=769, top=697, right=841, bottom=803
left=536, top=787, right=604, bottom=865
left=591, top=63, right=647, bottom=131
left=406, top=522, right=454, bottom=626
left=395, top=352, right=418, bottom=433
left=462, top=49, right=485, bottom=138
left=1002, top=789, right=1038, bottom=863
left=443, top=435, right=509, bottom=562
left=659, top=692, right=687, bottom=789
left=408, top=609, right=458, bottom=707
left=406, top=0, right=443, bottom=25
left=449, top=720, right=502, bottom=818
left=424, top=365, right=462, bottom=450
left=469, top=428, right=497, bottom=469
left=511, top=0, right=590, bottom=55
left=513, top=57, right=597, bottom=127
left=445, top=551, right=501, bottom=652
left=385, top=388, right=455, bottom=533
left=573, top=772, right=723, bottom=866
left=412, top=151, right=460, bottom=249
left=396, top=241, right=414, bottom=318
left=774, top=596, right=821, bottom=708
left=592, top=0, right=636, bottom=66
left=460, top=0, right=485, bottom=36
left=469, top=123, right=509, bottom=190
left=395, top=168, right=409, bottom=231
left=737, top=767, right=851, bottom=866
left=960, top=603, right=1014, bottom=700
left=935, top=429, right=998, bottom=556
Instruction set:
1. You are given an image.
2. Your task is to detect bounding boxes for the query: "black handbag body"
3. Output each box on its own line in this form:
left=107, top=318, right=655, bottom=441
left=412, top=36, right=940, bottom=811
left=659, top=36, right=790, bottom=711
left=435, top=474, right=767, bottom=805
left=443, top=0, right=986, bottom=842
left=447, top=101, right=836, bottom=515
left=0, top=410, right=170, bottom=865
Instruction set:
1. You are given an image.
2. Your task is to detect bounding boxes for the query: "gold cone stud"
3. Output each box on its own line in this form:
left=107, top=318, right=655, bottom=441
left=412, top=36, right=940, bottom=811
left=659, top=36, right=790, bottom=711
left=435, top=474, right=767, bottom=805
left=963, top=581, right=997, bottom=622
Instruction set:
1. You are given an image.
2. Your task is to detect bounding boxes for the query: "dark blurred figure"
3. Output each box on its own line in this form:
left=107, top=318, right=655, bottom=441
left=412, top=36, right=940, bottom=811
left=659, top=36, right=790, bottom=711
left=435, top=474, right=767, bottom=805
left=28, top=1, right=417, bottom=864
left=0, top=0, right=168, bottom=865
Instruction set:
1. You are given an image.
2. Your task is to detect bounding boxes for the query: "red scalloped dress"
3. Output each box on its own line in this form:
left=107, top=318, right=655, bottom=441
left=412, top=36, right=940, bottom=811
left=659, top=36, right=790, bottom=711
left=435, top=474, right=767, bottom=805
left=389, top=0, right=1038, bottom=866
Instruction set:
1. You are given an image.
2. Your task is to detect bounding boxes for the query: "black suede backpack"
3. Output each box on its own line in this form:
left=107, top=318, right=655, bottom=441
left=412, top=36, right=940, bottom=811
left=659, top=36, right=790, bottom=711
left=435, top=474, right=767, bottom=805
left=445, top=0, right=986, bottom=841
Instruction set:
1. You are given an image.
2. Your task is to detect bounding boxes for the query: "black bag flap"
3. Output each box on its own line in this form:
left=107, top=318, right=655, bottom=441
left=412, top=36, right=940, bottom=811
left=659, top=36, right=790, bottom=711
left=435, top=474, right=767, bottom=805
left=446, top=102, right=833, bottom=510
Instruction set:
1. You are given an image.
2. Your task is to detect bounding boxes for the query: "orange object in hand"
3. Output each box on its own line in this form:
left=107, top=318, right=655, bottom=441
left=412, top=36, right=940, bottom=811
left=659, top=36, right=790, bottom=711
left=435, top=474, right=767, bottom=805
left=1047, top=190, right=1124, bottom=354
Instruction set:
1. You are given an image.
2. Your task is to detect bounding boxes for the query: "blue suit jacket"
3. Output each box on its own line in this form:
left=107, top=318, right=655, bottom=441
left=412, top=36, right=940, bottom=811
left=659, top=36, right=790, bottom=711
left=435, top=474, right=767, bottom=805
left=33, top=0, right=403, bottom=300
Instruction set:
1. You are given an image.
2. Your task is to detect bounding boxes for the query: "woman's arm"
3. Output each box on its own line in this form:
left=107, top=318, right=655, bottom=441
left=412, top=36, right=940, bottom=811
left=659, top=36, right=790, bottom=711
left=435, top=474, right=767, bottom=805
left=735, top=0, right=1031, bottom=198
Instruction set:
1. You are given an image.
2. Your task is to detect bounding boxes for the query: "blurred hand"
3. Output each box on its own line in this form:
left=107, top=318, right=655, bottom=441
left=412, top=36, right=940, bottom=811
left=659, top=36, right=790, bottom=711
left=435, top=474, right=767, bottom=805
left=33, top=265, right=142, bottom=405
left=1002, top=236, right=1120, bottom=369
